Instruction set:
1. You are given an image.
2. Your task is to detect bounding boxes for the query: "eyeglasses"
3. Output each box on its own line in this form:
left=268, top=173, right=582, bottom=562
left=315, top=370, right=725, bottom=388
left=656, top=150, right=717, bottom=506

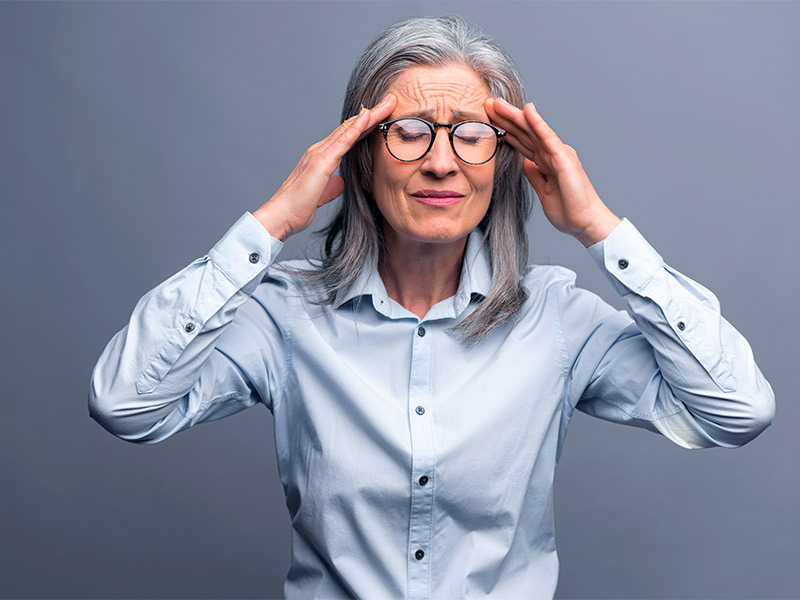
left=376, top=117, right=505, bottom=165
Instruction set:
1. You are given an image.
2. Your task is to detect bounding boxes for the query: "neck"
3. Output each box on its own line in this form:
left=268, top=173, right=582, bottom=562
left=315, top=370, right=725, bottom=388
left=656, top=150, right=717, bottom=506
left=379, top=229, right=468, bottom=319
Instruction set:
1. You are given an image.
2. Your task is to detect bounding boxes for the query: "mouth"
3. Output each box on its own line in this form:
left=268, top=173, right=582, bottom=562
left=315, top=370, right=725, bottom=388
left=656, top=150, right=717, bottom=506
left=410, top=189, right=465, bottom=206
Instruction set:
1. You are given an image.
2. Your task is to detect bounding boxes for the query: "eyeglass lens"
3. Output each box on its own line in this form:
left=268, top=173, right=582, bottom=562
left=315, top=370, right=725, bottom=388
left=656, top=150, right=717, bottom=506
left=385, top=119, right=498, bottom=164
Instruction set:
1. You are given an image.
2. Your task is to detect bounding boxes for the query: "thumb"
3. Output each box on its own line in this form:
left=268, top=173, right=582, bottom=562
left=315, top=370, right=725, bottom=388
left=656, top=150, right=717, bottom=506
left=522, top=158, right=547, bottom=198
left=319, top=175, right=345, bottom=206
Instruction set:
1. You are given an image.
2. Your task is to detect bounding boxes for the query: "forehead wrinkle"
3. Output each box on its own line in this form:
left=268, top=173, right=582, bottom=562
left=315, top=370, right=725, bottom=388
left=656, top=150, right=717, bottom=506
left=390, top=68, right=489, bottom=121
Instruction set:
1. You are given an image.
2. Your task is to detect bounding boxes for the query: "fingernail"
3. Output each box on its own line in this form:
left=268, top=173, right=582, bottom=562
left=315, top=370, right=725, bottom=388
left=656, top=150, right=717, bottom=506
left=380, top=93, right=393, bottom=105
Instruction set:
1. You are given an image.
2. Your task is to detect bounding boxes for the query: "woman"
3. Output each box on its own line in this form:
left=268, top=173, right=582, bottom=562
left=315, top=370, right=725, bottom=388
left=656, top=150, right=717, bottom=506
left=89, top=15, right=774, bottom=599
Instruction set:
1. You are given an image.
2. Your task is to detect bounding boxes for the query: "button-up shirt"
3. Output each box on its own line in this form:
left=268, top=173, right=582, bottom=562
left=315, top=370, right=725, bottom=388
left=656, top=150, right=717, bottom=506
left=89, top=213, right=774, bottom=599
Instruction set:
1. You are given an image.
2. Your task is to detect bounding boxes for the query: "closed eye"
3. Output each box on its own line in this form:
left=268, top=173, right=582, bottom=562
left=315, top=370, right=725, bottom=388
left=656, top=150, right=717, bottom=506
left=399, top=131, right=428, bottom=142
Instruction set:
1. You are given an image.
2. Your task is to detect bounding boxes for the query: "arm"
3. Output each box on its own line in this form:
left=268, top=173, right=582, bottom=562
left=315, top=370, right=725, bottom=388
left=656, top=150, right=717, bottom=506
left=89, top=95, right=398, bottom=443
left=486, top=97, right=774, bottom=448
left=88, top=214, right=286, bottom=443
left=560, top=219, right=774, bottom=448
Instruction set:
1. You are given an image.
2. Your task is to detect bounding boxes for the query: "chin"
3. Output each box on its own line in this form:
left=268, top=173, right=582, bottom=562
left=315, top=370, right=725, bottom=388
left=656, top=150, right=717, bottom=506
left=397, top=220, right=473, bottom=245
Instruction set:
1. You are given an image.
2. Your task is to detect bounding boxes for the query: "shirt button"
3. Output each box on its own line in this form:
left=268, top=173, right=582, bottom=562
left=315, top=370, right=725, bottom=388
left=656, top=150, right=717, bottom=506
left=419, top=475, right=429, bottom=486
left=415, top=549, right=425, bottom=560
left=184, top=322, right=195, bottom=332
left=618, top=258, right=629, bottom=270
left=677, top=321, right=686, bottom=331
left=417, top=326, right=426, bottom=337
left=415, top=406, right=425, bottom=415
left=249, top=252, right=260, bottom=264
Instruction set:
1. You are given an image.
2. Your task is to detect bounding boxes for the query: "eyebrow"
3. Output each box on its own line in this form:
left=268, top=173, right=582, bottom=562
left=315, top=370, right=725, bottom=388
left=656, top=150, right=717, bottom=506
left=400, top=109, right=486, bottom=122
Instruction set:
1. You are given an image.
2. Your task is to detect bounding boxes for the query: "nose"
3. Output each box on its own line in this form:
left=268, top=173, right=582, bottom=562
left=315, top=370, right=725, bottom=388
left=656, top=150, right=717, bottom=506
left=420, top=127, right=459, bottom=178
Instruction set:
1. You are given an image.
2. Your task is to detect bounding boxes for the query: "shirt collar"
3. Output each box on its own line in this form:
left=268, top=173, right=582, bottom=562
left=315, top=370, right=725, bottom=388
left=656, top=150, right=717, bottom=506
left=332, top=229, right=493, bottom=319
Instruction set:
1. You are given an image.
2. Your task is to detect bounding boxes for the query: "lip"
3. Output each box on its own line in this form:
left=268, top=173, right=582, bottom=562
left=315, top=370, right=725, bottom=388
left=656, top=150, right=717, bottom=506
left=410, top=189, right=465, bottom=206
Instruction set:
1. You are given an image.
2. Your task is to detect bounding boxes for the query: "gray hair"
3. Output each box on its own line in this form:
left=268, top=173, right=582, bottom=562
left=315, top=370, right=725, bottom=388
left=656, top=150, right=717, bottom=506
left=301, top=15, right=533, bottom=345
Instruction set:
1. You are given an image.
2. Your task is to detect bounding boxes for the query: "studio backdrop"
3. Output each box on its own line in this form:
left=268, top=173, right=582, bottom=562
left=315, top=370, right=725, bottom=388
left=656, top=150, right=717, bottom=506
left=1, top=1, right=798, bottom=598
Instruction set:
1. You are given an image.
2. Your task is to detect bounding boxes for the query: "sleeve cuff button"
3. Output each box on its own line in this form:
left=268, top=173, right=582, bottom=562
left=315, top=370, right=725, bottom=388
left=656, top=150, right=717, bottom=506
left=249, top=252, right=260, bottom=264
left=184, top=322, right=195, bottom=332
left=617, top=258, right=629, bottom=269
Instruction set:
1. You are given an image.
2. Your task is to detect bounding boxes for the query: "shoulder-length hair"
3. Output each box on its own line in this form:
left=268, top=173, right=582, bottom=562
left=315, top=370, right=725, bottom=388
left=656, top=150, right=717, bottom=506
left=297, top=15, right=533, bottom=345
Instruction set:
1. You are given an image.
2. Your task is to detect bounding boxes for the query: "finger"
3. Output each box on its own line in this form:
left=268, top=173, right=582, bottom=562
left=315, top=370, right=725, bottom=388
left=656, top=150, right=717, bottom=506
left=485, top=98, right=526, bottom=138
left=297, top=109, right=369, bottom=178
left=322, top=107, right=369, bottom=151
left=356, top=93, right=398, bottom=143
left=313, top=93, right=395, bottom=156
left=313, top=96, right=383, bottom=154
left=319, top=174, right=345, bottom=206
left=503, top=131, right=537, bottom=162
left=506, top=132, right=555, bottom=177
left=317, top=109, right=368, bottom=148
left=522, top=102, right=564, bottom=153
left=489, top=111, right=538, bottom=158
left=326, top=93, right=397, bottom=157
left=489, top=98, right=544, bottom=152
left=486, top=105, right=541, bottom=162
left=522, top=158, right=547, bottom=196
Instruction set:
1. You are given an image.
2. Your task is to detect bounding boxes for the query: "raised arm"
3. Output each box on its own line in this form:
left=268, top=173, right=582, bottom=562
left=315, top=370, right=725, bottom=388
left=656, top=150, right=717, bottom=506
left=88, top=214, right=285, bottom=442
left=558, top=220, right=774, bottom=449
left=486, top=97, right=774, bottom=449
left=88, top=95, right=397, bottom=443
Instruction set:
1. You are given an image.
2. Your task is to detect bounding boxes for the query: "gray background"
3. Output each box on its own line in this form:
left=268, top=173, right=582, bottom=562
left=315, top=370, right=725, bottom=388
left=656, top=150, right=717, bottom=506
left=1, top=1, right=798, bottom=598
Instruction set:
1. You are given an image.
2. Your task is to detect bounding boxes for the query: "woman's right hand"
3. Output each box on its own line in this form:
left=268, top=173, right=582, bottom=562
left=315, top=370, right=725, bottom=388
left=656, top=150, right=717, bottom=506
left=253, top=94, right=397, bottom=241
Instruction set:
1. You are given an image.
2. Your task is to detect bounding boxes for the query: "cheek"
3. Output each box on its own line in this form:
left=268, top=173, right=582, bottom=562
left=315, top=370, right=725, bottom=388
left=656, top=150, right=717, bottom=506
left=469, top=167, right=495, bottom=223
left=370, top=142, right=395, bottom=199
left=474, top=165, right=495, bottom=200
left=372, top=149, right=412, bottom=205
left=372, top=166, right=396, bottom=209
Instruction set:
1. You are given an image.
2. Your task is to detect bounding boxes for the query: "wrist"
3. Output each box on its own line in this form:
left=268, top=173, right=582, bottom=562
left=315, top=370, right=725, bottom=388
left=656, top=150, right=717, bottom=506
left=574, top=211, right=622, bottom=248
left=252, top=204, right=292, bottom=242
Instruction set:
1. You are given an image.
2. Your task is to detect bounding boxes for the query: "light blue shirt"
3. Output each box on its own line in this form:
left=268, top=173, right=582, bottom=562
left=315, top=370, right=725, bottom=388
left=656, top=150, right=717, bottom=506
left=89, top=213, right=774, bottom=599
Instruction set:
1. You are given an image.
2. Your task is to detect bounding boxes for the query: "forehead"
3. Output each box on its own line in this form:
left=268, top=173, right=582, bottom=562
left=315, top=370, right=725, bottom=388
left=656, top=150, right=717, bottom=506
left=386, top=64, right=490, bottom=120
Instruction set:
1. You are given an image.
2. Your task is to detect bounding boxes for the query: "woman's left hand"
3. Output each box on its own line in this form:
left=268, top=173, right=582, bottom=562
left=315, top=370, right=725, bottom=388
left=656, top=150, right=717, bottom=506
left=486, top=97, right=621, bottom=247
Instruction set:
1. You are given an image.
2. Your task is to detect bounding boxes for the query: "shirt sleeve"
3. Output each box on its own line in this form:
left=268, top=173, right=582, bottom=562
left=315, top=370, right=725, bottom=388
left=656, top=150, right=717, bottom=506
left=88, top=212, right=287, bottom=444
left=558, top=218, right=775, bottom=449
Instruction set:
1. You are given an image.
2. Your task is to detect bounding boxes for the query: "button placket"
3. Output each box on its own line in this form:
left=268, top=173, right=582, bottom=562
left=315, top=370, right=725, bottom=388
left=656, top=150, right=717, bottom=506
left=407, top=321, right=434, bottom=599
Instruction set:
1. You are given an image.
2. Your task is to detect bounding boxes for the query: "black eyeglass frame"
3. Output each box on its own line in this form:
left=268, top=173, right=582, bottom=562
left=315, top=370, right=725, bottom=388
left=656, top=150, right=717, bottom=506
left=376, top=117, right=506, bottom=165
